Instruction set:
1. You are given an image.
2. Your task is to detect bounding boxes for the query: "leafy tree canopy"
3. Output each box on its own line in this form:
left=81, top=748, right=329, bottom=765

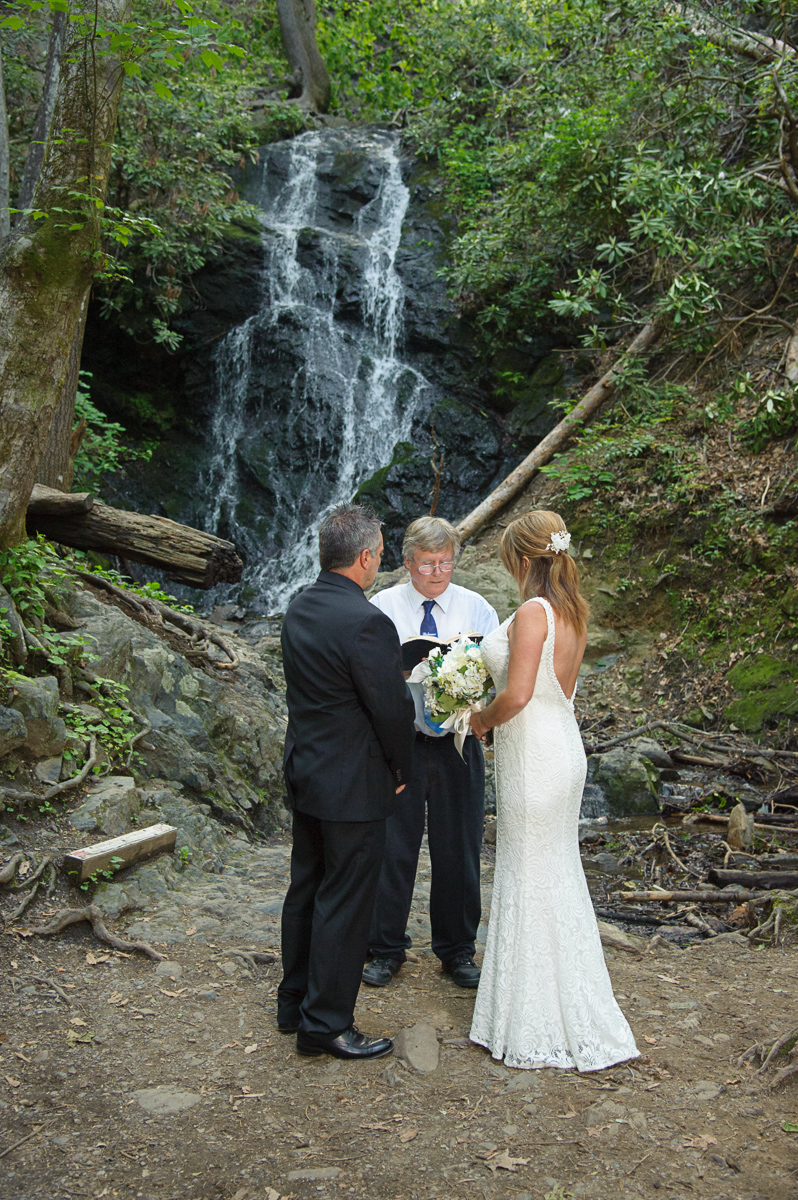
left=5, top=0, right=798, bottom=374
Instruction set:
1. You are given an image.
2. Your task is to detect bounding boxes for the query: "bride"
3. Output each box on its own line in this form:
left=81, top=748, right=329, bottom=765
left=469, top=511, right=639, bottom=1072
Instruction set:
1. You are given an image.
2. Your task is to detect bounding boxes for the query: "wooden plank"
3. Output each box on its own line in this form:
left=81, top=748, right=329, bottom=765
left=63, top=824, right=176, bottom=884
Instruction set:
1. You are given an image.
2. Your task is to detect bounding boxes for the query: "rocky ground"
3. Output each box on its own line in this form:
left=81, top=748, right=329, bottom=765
left=2, top=802, right=798, bottom=1200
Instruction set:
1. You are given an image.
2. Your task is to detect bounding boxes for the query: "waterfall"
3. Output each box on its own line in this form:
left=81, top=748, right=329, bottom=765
left=202, top=129, right=429, bottom=613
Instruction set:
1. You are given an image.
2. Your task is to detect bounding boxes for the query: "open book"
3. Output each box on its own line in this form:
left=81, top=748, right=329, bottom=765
left=401, top=631, right=482, bottom=672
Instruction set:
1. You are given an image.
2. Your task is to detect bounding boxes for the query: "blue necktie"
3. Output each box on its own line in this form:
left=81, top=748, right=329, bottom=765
left=420, top=599, right=438, bottom=637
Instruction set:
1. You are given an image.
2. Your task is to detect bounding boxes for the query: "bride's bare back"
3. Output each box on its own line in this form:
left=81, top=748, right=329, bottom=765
left=507, top=598, right=587, bottom=704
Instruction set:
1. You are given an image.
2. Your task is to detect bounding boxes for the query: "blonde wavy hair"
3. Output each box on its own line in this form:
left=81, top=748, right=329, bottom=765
left=500, top=510, right=590, bottom=636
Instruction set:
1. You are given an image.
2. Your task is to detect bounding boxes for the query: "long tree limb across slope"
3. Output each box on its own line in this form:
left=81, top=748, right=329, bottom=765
left=455, top=323, right=661, bottom=543
left=0, top=0, right=131, bottom=549
left=677, top=4, right=797, bottom=63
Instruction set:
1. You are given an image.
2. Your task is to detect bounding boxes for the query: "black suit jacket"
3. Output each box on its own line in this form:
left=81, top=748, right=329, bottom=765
left=281, top=571, right=415, bottom=822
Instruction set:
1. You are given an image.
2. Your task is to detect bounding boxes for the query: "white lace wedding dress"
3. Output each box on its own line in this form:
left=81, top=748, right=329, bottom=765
left=470, top=597, right=639, bottom=1071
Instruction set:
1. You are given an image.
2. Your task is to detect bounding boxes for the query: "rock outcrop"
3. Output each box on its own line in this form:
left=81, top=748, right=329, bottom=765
left=58, top=587, right=287, bottom=831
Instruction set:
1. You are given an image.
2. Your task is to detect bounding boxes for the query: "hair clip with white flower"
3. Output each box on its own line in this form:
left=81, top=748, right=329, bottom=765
left=546, top=530, right=571, bottom=554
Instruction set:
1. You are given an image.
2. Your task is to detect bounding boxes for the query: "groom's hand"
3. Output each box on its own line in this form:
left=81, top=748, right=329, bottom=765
left=395, top=784, right=406, bottom=794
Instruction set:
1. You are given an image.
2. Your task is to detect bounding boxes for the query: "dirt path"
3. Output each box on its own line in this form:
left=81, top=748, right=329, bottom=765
left=2, top=825, right=798, bottom=1200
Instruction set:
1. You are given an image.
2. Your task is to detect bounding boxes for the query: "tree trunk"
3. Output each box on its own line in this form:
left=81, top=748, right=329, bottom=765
left=27, top=493, right=244, bottom=588
left=0, top=40, right=10, bottom=239
left=34, top=303, right=89, bottom=491
left=0, top=0, right=131, bottom=549
left=16, top=11, right=68, bottom=214
left=276, top=0, right=331, bottom=113
left=455, top=322, right=661, bottom=542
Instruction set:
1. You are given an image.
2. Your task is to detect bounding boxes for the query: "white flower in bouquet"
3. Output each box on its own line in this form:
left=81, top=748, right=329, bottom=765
left=423, top=639, right=493, bottom=721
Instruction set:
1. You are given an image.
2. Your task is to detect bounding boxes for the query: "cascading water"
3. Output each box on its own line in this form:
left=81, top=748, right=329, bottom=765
left=201, top=128, right=429, bottom=612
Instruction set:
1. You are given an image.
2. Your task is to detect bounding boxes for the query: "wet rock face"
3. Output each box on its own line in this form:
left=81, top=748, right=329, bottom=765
left=85, top=129, right=564, bottom=603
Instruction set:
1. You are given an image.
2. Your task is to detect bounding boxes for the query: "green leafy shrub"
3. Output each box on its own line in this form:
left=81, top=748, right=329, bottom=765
left=72, top=372, right=155, bottom=491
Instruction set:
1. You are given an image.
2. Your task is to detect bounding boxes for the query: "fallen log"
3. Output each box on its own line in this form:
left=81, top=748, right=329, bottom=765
left=683, top=812, right=798, bottom=836
left=760, top=853, right=798, bottom=868
left=671, top=750, right=729, bottom=767
left=28, top=483, right=94, bottom=516
left=455, top=321, right=661, bottom=541
left=754, top=810, right=798, bottom=827
left=27, top=496, right=243, bottom=589
left=610, top=887, right=772, bottom=904
left=707, top=868, right=798, bottom=890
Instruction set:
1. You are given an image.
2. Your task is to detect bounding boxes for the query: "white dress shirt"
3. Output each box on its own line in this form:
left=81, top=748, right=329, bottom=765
left=370, top=579, right=500, bottom=642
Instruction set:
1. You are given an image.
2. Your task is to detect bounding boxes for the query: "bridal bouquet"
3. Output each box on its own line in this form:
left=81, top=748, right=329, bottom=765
left=408, top=636, right=493, bottom=757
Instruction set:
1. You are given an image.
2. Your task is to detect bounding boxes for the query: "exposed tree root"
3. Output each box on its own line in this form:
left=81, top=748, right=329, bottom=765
left=584, top=718, right=797, bottom=772
left=31, top=974, right=72, bottom=1005
left=125, top=719, right=153, bottom=769
left=739, top=1026, right=798, bottom=1087
left=0, top=852, right=25, bottom=884
left=6, top=854, right=52, bottom=892
left=746, top=890, right=798, bottom=946
left=22, top=903, right=166, bottom=961
left=74, top=570, right=239, bottom=668
left=0, top=581, right=29, bottom=666
left=2, top=857, right=56, bottom=927
left=229, top=948, right=277, bottom=970
left=8, top=880, right=41, bottom=923
left=42, top=735, right=98, bottom=800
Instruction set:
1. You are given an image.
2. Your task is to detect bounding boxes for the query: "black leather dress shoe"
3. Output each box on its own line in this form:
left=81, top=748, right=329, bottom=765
left=296, top=1025, right=394, bottom=1060
left=278, top=1021, right=299, bottom=1034
left=362, top=955, right=403, bottom=987
left=442, top=953, right=480, bottom=988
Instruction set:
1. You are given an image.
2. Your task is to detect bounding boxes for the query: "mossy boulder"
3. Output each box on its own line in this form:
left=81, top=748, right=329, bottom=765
left=582, top=747, right=660, bottom=818
left=724, top=653, right=798, bottom=733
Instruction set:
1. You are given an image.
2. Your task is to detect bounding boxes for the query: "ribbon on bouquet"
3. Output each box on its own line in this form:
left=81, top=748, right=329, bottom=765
left=435, top=700, right=486, bottom=760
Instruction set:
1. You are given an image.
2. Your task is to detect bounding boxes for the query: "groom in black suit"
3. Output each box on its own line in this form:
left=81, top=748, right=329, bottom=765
left=277, top=503, right=415, bottom=1060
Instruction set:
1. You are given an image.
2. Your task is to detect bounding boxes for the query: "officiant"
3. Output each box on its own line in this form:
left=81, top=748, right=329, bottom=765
left=364, top=516, right=499, bottom=989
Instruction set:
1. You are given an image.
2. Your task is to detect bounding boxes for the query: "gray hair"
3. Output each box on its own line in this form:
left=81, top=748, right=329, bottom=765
left=402, top=516, right=461, bottom=563
left=319, top=503, right=382, bottom=571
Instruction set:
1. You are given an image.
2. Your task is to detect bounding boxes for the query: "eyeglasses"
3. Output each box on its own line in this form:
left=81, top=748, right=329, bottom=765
left=417, top=561, right=454, bottom=575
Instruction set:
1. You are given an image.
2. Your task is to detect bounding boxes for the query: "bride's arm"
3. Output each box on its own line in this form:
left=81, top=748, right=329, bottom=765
left=471, top=603, right=547, bottom=738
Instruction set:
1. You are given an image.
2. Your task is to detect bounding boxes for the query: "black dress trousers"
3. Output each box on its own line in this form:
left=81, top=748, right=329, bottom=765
left=368, top=732, right=485, bottom=965
left=278, top=809, right=387, bottom=1038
